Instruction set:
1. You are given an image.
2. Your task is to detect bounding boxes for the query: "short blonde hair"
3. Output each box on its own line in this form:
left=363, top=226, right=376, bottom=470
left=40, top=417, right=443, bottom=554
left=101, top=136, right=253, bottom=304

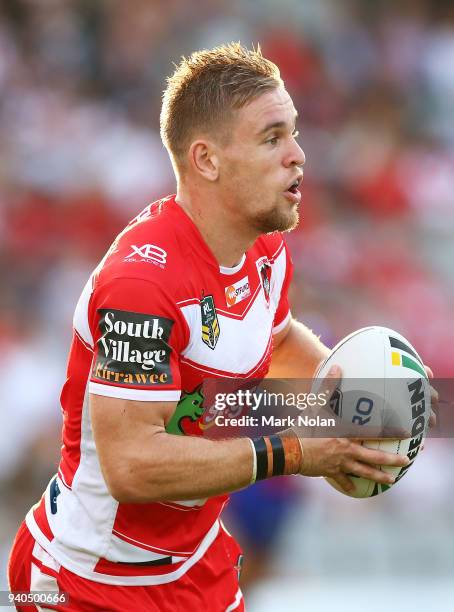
left=160, top=42, right=282, bottom=170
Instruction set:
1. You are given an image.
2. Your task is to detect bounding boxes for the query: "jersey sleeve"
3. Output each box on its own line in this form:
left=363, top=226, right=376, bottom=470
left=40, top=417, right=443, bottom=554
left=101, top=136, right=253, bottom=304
left=272, top=239, right=293, bottom=334
left=88, top=277, right=189, bottom=402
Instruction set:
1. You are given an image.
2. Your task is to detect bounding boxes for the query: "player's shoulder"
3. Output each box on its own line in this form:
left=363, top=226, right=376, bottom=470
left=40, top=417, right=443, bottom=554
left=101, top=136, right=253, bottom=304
left=96, top=195, right=187, bottom=291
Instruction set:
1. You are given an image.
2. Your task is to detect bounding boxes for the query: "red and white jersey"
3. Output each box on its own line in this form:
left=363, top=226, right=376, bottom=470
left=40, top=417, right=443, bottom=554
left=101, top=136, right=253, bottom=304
left=26, top=195, right=293, bottom=585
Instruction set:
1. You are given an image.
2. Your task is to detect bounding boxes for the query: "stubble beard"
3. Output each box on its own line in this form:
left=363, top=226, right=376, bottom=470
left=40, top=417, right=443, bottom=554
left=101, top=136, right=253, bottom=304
left=250, top=201, right=300, bottom=234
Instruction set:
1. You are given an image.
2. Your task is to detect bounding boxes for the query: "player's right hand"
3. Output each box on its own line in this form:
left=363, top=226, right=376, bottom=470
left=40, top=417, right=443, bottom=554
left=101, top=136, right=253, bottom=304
left=296, top=436, right=410, bottom=493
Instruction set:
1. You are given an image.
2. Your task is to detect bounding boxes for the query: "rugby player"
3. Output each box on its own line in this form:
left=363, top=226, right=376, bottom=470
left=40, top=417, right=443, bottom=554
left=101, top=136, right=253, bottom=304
left=8, top=43, right=412, bottom=611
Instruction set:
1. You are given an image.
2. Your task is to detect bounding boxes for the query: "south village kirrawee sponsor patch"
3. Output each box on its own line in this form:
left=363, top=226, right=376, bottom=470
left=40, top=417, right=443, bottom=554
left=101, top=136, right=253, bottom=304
left=92, top=308, right=174, bottom=386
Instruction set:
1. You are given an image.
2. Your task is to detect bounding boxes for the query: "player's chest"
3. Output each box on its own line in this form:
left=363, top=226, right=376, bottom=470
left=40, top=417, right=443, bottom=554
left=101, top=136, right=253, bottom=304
left=177, top=256, right=280, bottom=379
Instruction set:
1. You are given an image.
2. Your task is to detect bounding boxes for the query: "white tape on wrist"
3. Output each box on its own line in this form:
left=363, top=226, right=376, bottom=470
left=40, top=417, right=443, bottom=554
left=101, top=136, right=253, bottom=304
left=295, top=435, right=304, bottom=474
left=248, top=438, right=257, bottom=484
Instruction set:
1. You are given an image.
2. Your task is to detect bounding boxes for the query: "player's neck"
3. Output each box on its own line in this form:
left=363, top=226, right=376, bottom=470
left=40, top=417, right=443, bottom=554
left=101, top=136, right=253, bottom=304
left=175, top=186, right=258, bottom=269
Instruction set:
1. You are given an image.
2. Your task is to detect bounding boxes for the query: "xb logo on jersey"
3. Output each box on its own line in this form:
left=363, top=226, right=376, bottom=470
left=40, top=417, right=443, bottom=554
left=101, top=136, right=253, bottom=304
left=124, top=244, right=167, bottom=267
left=201, top=295, right=220, bottom=350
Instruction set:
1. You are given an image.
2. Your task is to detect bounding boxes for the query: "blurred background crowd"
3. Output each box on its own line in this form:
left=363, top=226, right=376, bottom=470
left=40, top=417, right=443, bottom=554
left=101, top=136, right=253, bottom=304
left=0, top=0, right=453, bottom=610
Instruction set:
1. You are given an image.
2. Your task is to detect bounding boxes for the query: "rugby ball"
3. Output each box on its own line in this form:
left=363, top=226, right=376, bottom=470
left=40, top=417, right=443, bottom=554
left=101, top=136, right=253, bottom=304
left=313, top=326, right=431, bottom=498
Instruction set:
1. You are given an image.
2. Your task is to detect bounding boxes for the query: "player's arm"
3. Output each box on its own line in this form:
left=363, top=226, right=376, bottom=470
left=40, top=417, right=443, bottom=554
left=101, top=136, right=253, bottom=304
left=89, top=275, right=407, bottom=499
left=87, top=274, right=257, bottom=503
left=90, top=381, right=409, bottom=502
left=89, top=275, right=261, bottom=503
left=90, top=393, right=254, bottom=503
left=268, top=316, right=329, bottom=378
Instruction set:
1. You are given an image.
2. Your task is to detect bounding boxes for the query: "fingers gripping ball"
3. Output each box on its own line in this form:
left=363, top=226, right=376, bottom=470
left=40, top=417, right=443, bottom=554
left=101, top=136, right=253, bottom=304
left=313, top=326, right=431, bottom=498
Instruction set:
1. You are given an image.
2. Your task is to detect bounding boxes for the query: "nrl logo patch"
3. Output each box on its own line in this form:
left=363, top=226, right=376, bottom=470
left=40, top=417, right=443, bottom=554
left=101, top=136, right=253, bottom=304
left=201, top=295, right=220, bottom=350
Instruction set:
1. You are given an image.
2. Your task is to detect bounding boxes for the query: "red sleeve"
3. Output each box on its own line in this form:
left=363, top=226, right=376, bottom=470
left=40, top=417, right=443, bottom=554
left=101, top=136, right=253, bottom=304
left=88, top=277, right=189, bottom=402
left=273, top=240, right=293, bottom=333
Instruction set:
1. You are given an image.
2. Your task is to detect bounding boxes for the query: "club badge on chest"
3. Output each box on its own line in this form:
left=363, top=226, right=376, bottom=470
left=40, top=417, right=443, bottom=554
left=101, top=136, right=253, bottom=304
left=256, top=257, right=272, bottom=306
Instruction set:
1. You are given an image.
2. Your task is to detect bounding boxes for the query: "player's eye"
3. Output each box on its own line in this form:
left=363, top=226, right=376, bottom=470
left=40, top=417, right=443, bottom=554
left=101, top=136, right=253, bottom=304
left=266, top=136, right=279, bottom=145
left=292, top=130, right=300, bottom=139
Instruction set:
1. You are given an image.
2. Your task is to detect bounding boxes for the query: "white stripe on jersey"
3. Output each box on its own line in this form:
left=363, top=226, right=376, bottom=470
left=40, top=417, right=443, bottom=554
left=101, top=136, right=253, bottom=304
left=43, top=391, right=119, bottom=568
left=73, top=274, right=94, bottom=348
left=109, top=533, right=188, bottom=563
left=89, top=381, right=181, bottom=402
left=226, top=588, right=244, bottom=612
left=27, top=510, right=221, bottom=586
left=273, top=310, right=292, bottom=335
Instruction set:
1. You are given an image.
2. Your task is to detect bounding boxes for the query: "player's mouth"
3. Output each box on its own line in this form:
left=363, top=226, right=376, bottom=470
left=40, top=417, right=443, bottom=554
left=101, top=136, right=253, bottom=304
left=283, top=175, right=302, bottom=203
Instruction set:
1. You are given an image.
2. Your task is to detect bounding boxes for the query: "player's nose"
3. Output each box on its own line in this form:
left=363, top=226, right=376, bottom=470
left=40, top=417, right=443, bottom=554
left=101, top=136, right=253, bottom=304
left=285, top=139, right=306, bottom=168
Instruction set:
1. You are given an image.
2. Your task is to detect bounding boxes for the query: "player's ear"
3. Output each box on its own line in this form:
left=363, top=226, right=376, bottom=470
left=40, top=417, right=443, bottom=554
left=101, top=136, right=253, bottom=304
left=189, top=140, right=220, bottom=181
